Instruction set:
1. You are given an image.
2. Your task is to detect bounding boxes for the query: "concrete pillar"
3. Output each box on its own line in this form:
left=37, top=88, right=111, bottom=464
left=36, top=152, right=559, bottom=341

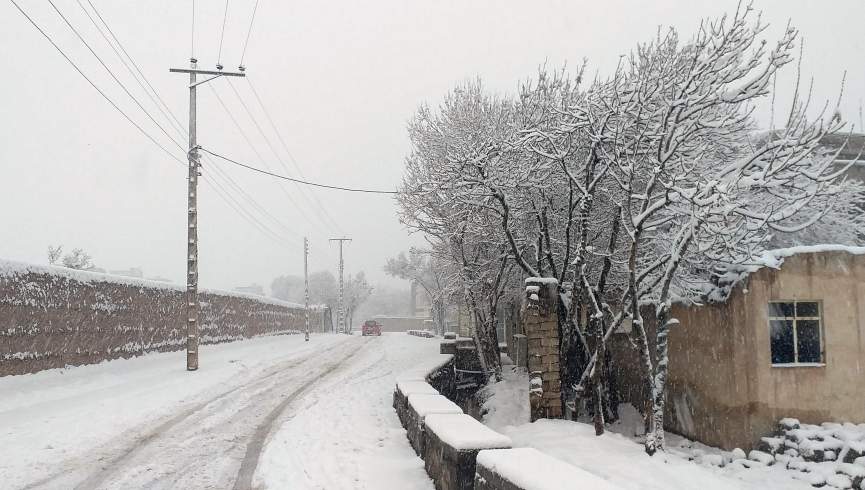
left=523, top=278, right=562, bottom=421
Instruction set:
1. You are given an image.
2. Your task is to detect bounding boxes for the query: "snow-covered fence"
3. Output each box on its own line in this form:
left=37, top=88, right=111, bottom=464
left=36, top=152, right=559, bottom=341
left=0, top=260, right=324, bottom=376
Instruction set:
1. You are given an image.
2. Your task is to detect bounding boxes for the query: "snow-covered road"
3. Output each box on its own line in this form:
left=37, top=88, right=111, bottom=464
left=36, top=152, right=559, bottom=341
left=0, top=333, right=438, bottom=490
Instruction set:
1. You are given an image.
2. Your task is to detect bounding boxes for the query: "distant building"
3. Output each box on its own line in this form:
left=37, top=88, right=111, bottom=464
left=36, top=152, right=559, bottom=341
left=234, top=284, right=264, bottom=296
left=819, top=131, right=865, bottom=182
left=410, top=281, right=432, bottom=318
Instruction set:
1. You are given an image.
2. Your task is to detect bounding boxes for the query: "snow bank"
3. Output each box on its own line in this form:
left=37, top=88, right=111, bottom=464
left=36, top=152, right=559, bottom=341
left=476, top=448, right=621, bottom=490
left=424, top=413, right=512, bottom=451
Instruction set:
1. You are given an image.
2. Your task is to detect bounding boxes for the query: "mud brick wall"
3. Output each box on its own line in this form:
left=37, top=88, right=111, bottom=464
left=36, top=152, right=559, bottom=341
left=0, top=261, right=324, bottom=376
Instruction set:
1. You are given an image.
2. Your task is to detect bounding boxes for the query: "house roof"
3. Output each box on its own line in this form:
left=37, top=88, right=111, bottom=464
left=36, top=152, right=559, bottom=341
left=819, top=132, right=865, bottom=162
left=703, top=245, right=865, bottom=304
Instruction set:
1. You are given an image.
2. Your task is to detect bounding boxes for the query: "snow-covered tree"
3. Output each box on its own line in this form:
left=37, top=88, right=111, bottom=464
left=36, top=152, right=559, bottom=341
left=397, top=3, right=864, bottom=454
left=384, top=248, right=452, bottom=334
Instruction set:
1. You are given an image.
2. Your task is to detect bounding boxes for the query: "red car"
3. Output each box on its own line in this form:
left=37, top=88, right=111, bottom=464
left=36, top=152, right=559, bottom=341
left=361, top=320, right=382, bottom=336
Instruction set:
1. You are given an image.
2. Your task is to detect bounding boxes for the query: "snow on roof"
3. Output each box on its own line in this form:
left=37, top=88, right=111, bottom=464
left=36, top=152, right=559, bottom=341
left=407, top=394, right=462, bottom=418
left=0, top=258, right=308, bottom=310
left=476, top=448, right=622, bottom=490
left=396, top=380, right=439, bottom=397
left=703, top=245, right=865, bottom=303
left=423, top=413, right=512, bottom=451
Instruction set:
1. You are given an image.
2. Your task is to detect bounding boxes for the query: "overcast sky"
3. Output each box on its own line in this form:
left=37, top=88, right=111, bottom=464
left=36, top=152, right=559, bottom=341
left=1, top=0, right=862, bottom=293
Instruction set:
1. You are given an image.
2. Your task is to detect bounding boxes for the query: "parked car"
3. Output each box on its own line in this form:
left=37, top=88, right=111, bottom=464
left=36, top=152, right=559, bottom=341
left=361, top=320, right=382, bottom=336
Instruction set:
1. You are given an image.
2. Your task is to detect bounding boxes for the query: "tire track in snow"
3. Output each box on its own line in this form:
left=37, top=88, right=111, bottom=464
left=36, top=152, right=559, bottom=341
left=232, top=338, right=371, bottom=490
left=24, top=338, right=353, bottom=490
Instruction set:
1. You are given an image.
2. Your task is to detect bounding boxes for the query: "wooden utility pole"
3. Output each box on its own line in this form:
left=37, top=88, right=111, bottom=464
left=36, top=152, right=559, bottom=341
left=304, top=237, right=310, bottom=339
left=329, top=238, right=351, bottom=334
left=170, top=59, right=245, bottom=371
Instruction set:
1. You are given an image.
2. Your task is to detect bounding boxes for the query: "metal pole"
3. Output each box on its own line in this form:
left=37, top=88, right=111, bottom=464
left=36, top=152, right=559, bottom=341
left=304, top=237, right=310, bottom=339
left=186, top=58, right=199, bottom=371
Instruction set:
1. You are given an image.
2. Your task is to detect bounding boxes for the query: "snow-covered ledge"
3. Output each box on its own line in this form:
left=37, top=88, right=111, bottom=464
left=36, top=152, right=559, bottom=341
left=474, top=448, right=621, bottom=490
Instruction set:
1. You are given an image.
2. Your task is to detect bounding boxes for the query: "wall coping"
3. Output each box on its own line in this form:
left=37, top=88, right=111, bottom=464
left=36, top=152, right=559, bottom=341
left=476, top=448, right=620, bottom=490
left=0, top=258, right=316, bottom=310
left=396, top=380, right=439, bottom=398
left=425, top=413, right=512, bottom=451
left=408, top=393, right=463, bottom=419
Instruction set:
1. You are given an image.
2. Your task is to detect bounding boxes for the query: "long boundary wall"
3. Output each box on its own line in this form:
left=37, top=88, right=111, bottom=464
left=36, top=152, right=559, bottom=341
left=0, top=260, right=327, bottom=376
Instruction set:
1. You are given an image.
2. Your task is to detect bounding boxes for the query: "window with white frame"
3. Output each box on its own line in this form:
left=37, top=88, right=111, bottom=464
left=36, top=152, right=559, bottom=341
left=768, top=301, right=823, bottom=365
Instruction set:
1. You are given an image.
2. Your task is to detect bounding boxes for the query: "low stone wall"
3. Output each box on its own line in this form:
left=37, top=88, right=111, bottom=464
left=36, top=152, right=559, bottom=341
left=394, top=340, right=613, bottom=490
left=406, top=394, right=463, bottom=455
left=393, top=342, right=511, bottom=489
left=474, top=448, right=620, bottom=490
left=0, top=260, right=326, bottom=376
left=423, top=413, right=512, bottom=490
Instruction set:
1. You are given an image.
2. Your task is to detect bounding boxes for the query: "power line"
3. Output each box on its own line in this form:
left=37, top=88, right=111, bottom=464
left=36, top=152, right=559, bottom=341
left=206, top=155, right=305, bottom=243
left=46, top=0, right=187, bottom=153
left=200, top=148, right=401, bottom=194
left=245, top=77, right=345, bottom=233
left=76, top=0, right=185, bottom=139
left=216, top=0, right=230, bottom=68
left=83, top=0, right=187, bottom=136
left=239, top=0, right=260, bottom=68
left=222, top=80, right=339, bottom=234
left=208, top=84, right=333, bottom=237
left=203, top=171, right=300, bottom=247
left=7, top=0, right=184, bottom=166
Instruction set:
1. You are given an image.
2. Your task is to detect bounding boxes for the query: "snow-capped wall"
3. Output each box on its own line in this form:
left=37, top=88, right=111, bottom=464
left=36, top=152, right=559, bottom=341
left=0, top=259, right=327, bottom=376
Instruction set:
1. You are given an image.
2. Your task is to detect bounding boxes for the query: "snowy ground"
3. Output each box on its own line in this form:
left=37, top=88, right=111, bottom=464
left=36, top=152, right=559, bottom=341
left=254, top=333, right=440, bottom=490
left=481, top=367, right=819, bottom=490
left=0, top=332, right=439, bottom=490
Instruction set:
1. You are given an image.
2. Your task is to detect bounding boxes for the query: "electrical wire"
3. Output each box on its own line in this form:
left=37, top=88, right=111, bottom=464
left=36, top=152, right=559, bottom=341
left=222, top=80, right=339, bottom=234
left=46, top=0, right=187, bottom=154
left=245, top=77, right=345, bottom=233
left=77, top=0, right=185, bottom=138
left=208, top=85, right=333, bottom=237
left=239, top=0, right=260, bottom=67
left=204, top=169, right=300, bottom=246
left=84, top=0, right=187, bottom=135
left=217, top=0, right=230, bottom=66
left=7, top=0, right=184, bottom=167
left=199, top=148, right=401, bottom=194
